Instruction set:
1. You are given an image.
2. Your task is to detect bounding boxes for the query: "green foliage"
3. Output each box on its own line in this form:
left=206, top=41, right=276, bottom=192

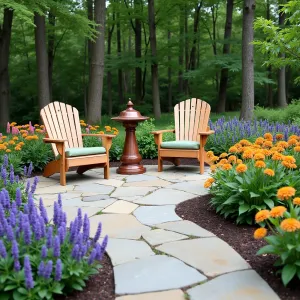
left=255, top=193, right=300, bottom=286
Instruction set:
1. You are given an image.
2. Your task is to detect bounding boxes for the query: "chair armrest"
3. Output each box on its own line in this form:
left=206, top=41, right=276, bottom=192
left=198, top=130, right=215, bottom=136
left=43, top=138, right=66, bottom=144
left=151, top=129, right=175, bottom=135
left=82, top=134, right=116, bottom=138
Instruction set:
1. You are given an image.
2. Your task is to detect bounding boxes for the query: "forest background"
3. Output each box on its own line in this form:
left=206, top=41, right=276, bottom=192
left=0, top=0, right=299, bottom=127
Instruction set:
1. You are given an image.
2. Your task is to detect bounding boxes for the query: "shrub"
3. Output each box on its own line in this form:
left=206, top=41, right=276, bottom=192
left=254, top=186, right=300, bottom=286
left=0, top=158, right=107, bottom=299
left=206, top=134, right=300, bottom=224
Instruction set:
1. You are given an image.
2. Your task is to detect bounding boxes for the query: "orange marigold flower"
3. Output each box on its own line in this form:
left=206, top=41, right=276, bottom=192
left=276, top=134, right=284, bottom=140
left=219, top=153, right=228, bottom=158
left=264, top=133, right=273, bottom=141
left=294, top=146, right=300, bottom=152
left=281, top=161, right=296, bottom=169
left=277, top=187, right=296, bottom=200
left=254, top=228, right=267, bottom=239
left=255, top=161, right=266, bottom=168
left=283, top=156, right=296, bottom=163
left=288, top=138, right=297, bottom=146
left=218, top=158, right=228, bottom=165
left=8, top=140, right=15, bottom=145
left=263, top=141, right=273, bottom=148
left=6, top=149, right=11, bottom=153
left=13, top=136, right=18, bottom=141
left=290, top=163, right=297, bottom=169
left=240, top=139, right=251, bottom=146
left=236, top=163, right=247, bottom=173
left=204, top=178, right=215, bottom=188
left=237, top=159, right=243, bottom=164
left=289, top=135, right=299, bottom=140
left=207, top=151, right=214, bottom=158
left=255, top=210, right=270, bottom=223
left=1, top=136, right=7, bottom=139
left=280, top=218, right=300, bottom=232
left=277, top=141, right=289, bottom=149
left=272, top=152, right=283, bottom=161
left=228, top=155, right=237, bottom=163
left=264, top=168, right=275, bottom=176
left=15, top=146, right=21, bottom=151
left=270, top=206, right=287, bottom=218
left=293, top=197, right=300, bottom=205
left=262, top=149, right=272, bottom=157
left=242, top=150, right=254, bottom=159
left=210, top=165, right=217, bottom=172
left=254, top=153, right=265, bottom=160
left=222, top=163, right=232, bottom=171
left=229, top=146, right=238, bottom=153
left=255, top=137, right=264, bottom=145
left=210, top=156, right=219, bottom=162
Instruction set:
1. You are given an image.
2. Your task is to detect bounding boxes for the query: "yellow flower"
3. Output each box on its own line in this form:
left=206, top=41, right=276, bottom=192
left=228, top=155, right=237, bottom=163
left=254, top=228, right=267, bottom=239
left=207, top=151, right=214, bottom=158
left=6, top=149, right=11, bottom=153
left=270, top=206, right=287, bottom=218
left=240, top=139, right=251, bottom=146
left=255, top=210, right=270, bottom=223
left=263, top=140, right=273, bottom=148
left=15, top=146, right=21, bottom=151
left=272, top=152, right=283, bottom=161
left=222, top=163, right=232, bottom=171
left=242, top=150, right=254, bottom=159
left=289, top=135, right=299, bottom=140
left=237, top=159, right=243, bottom=164
left=22, top=133, right=28, bottom=138
left=204, top=177, right=215, bottom=188
left=219, top=158, right=228, bottom=165
left=8, top=140, right=15, bottom=145
left=80, top=120, right=85, bottom=123
left=264, top=169, right=275, bottom=177
left=254, top=153, right=265, bottom=160
left=280, top=218, right=300, bottom=232
left=288, top=138, right=297, bottom=146
left=80, top=122, right=87, bottom=127
left=95, top=125, right=100, bottom=128
left=293, top=197, right=300, bottom=205
left=229, top=146, right=238, bottom=153
left=264, top=133, right=273, bottom=141
left=276, top=134, right=284, bottom=140
left=13, top=136, right=18, bottom=141
left=113, top=131, right=118, bottom=135
left=283, top=156, right=296, bottom=164
left=210, top=156, right=219, bottom=162
left=236, top=163, right=247, bottom=173
left=99, top=131, right=104, bottom=134
left=294, top=146, right=300, bottom=152
left=262, top=149, right=272, bottom=157
left=277, top=141, right=288, bottom=149
left=10, top=122, right=17, bottom=126
left=1, top=136, right=7, bottom=139
left=219, top=153, right=228, bottom=158
left=255, top=161, right=266, bottom=168
left=281, top=161, right=297, bottom=169
left=210, top=165, right=217, bottom=172
left=255, top=137, right=264, bottom=145
left=277, top=187, right=296, bottom=200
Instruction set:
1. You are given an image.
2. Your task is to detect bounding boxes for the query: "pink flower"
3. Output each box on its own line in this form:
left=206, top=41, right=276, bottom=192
left=85, top=127, right=90, bottom=133
left=12, top=127, right=20, bottom=135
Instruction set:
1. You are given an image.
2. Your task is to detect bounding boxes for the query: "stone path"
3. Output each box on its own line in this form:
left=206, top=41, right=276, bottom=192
left=35, top=165, right=280, bottom=300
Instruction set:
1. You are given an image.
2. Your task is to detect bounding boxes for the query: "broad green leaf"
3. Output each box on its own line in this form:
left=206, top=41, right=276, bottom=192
left=225, top=182, right=239, bottom=189
left=223, top=195, right=238, bottom=205
left=282, top=264, right=297, bottom=286
left=4, top=285, right=17, bottom=291
left=265, top=235, right=281, bottom=246
left=263, top=199, right=274, bottom=209
left=72, top=283, right=83, bottom=291
left=238, top=204, right=250, bottom=215
left=257, top=245, right=277, bottom=255
left=250, top=192, right=260, bottom=198
left=38, top=290, right=47, bottom=298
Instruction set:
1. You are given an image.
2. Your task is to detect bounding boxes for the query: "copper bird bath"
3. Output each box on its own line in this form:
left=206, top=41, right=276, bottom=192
left=111, top=100, right=149, bottom=175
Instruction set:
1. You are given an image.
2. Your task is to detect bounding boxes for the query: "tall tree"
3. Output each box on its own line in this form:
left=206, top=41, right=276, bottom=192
left=116, top=9, right=124, bottom=104
left=48, top=10, right=55, bottom=101
left=217, top=0, right=234, bottom=113
left=277, top=0, right=287, bottom=107
left=240, top=0, right=256, bottom=121
left=178, top=5, right=184, bottom=94
left=148, top=0, right=161, bottom=118
left=167, top=30, right=172, bottom=112
left=0, top=7, right=13, bottom=128
left=34, top=13, right=50, bottom=110
left=87, top=0, right=106, bottom=123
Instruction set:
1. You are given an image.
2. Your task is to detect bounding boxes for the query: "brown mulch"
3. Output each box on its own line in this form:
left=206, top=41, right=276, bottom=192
left=55, top=254, right=115, bottom=300
left=176, top=195, right=300, bottom=300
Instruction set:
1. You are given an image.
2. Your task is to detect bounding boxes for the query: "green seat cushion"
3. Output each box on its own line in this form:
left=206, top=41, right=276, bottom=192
left=65, top=147, right=106, bottom=157
left=160, top=141, right=200, bottom=150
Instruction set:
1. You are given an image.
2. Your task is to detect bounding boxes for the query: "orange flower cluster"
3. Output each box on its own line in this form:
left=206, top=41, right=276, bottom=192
left=80, top=120, right=119, bottom=135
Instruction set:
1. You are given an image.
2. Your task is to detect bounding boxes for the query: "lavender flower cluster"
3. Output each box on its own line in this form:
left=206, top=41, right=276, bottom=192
left=207, top=117, right=300, bottom=154
left=0, top=157, right=107, bottom=296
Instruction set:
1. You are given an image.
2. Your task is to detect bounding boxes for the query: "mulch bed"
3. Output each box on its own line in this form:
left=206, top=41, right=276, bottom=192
left=176, top=195, right=300, bottom=300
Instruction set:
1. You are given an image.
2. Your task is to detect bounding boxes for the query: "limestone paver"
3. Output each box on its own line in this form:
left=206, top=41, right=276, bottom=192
left=102, top=238, right=155, bottom=266
left=142, top=229, right=187, bottom=246
left=166, top=181, right=208, bottom=195
left=156, top=238, right=250, bottom=277
left=114, top=255, right=206, bottom=294
left=134, top=205, right=182, bottom=225
left=134, top=189, right=195, bottom=206
left=125, top=174, right=158, bottom=182
left=36, top=181, right=59, bottom=188
left=187, top=270, right=280, bottom=300
left=74, top=183, right=115, bottom=194
left=156, top=220, right=215, bottom=237
left=82, top=194, right=110, bottom=202
left=35, top=192, right=82, bottom=204
left=35, top=185, right=74, bottom=194
left=89, top=214, right=151, bottom=239
left=111, top=187, right=156, bottom=198
left=116, top=196, right=142, bottom=202
left=92, top=178, right=124, bottom=187
left=123, top=179, right=171, bottom=187
left=61, top=197, right=116, bottom=208
left=102, top=200, right=138, bottom=214
left=115, top=289, right=186, bottom=300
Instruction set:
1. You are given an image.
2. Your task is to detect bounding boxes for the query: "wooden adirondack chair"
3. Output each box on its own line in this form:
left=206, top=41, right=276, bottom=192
left=152, top=98, right=214, bottom=174
left=40, top=102, right=115, bottom=186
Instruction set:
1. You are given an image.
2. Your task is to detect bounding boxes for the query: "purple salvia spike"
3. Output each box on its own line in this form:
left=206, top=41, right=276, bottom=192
left=25, top=180, right=30, bottom=194
left=14, top=259, right=21, bottom=272
left=23, top=204, right=29, bottom=214
left=38, top=261, right=45, bottom=277
left=33, top=218, right=41, bottom=241
left=0, top=240, right=7, bottom=258
left=0, top=223, right=4, bottom=237
left=53, top=202, right=60, bottom=226
left=101, top=234, right=108, bottom=252
left=9, top=212, right=16, bottom=227
left=15, top=175, right=19, bottom=183
left=57, top=194, right=62, bottom=208
left=11, top=240, right=19, bottom=259
left=6, top=225, right=14, bottom=241
left=23, top=222, right=31, bottom=245
left=1, top=166, right=7, bottom=185
left=55, top=259, right=62, bottom=281
left=27, top=163, right=33, bottom=177
left=30, top=177, right=39, bottom=194
left=70, top=218, right=78, bottom=243
left=58, top=224, right=66, bottom=244
left=3, top=154, right=8, bottom=168
left=23, top=166, right=27, bottom=176
left=77, top=208, right=82, bottom=233
left=71, top=244, right=79, bottom=261
left=41, top=245, right=47, bottom=259
left=39, top=198, right=48, bottom=224
left=93, top=223, right=102, bottom=244
left=11, top=201, right=17, bottom=216
left=39, top=216, right=46, bottom=238
left=44, top=260, right=53, bottom=279
left=24, top=256, right=34, bottom=289
left=83, top=214, right=90, bottom=241
left=53, top=236, right=60, bottom=258
left=88, top=248, right=97, bottom=265
left=46, top=226, right=53, bottom=248
left=9, top=164, right=14, bottom=184
left=95, top=242, right=102, bottom=260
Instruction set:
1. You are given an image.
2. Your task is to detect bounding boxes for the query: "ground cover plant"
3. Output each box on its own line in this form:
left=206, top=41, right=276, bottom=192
left=254, top=186, right=300, bottom=286
left=0, top=155, right=108, bottom=299
left=205, top=133, right=300, bottom=225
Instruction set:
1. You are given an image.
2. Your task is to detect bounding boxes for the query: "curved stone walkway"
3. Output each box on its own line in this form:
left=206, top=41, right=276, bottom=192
left=35, top=165, right=280, bottom=300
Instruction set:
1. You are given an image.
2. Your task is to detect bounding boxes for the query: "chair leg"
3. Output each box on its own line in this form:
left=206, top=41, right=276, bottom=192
left=199, top=146, right=205, bottom=175
left=158, top=155, right=163, bottom=172
left=43, top=160, right=59, bottom=178
left=104, top=162, right=109, bottom=179
left=59, top=159, right=66, bottom=186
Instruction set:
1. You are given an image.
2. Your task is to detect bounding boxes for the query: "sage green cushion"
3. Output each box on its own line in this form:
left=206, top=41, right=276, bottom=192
left=65, top=147, right=106, bottom=157
left=160, top=141, right=200, bottom=150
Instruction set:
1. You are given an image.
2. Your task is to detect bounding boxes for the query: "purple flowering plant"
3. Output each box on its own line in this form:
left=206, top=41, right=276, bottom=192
left=0, top=159, right=107, bottom=299
left=206, top=117, right=300, bottom=155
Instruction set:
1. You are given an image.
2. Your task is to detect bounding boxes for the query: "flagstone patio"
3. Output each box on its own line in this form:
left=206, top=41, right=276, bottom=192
left=36, top=165, right=280, bottom=300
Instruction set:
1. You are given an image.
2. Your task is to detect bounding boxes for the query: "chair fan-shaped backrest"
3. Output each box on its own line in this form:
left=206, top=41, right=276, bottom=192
left=174, top=99, right=211, bottom=142
left=40, top=102, right=83, bottom=156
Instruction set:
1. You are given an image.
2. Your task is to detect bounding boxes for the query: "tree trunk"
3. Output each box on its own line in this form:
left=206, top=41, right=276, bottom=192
left=34, top=13, right=50, bottom=111
left=184, top=5, right=189, bottom=95
left=0, top=8, right=13, bottom=128
left=240, top=0, right=255, bottom=121
left=266, top=0, right=273, bottom=107
left=217, top=0, right=234, bottom=113
left=87, top=0, right=93, bottom=67
left=134, top=0, right=142, bottom=104
left=178, top=6, right=184, bottom=94
left=277, top=1, right=287, bottom=107
left=117, top=11, right=124, bottom=104
left=148, top=0, right=161, bottom=119
left=48, top=10, right=55, bottom=102
left=87, top=0, right=106, bottom=123
left=168, top=30, right=172, bottom=112
left=107, top=12, right=115, bottom=116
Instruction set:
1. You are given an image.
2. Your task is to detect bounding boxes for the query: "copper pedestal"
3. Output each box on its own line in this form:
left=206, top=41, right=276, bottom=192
left=111, top=100, right=149, bottom=175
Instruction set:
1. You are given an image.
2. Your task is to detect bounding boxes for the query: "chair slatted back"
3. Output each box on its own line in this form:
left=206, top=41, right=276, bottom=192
left=174, top=98, right=211, bottom=142
left=40, top=102, right=83, bottom=157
